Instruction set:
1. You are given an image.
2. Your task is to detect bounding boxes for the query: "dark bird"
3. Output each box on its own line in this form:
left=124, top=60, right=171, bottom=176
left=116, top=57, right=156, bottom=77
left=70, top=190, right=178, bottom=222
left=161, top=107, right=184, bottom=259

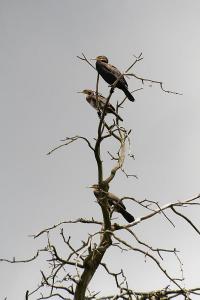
left=95, top=55, right=135, bottom=102
left=90, top=184, right=135, bottom=223
left=80, top=89, right=123, bottom=121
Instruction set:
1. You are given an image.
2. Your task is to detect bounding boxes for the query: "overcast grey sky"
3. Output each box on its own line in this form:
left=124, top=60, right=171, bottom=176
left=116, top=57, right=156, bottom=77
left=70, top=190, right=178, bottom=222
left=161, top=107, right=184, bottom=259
left=1, top=0, right=200, bottom=299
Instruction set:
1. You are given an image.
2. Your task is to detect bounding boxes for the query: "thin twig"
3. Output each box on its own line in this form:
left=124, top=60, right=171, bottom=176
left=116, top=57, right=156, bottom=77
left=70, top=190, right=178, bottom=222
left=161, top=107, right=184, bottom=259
left=47, top=136, right=94, bottom=155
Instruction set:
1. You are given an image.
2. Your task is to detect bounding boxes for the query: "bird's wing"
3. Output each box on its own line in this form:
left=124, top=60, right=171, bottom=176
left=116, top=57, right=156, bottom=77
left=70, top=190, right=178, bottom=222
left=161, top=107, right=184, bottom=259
left=98, top=95, right=115, bottom=111
left=86, top=94, right=98, bottom=110
left=107, top=192, right=126, bottom=210
left=97, top=95, right=107, bottom=105
left=108, top=64, right=122, bottom=77
left=108, top=63, right=128, bottom=88
left=96, top=62, right=117, bottom=84
left=96, top=61, right=128, bottom=88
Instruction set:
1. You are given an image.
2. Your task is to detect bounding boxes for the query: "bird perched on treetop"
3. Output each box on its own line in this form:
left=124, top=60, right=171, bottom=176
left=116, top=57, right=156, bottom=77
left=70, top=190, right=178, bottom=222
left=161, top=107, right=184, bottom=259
left=80, top=89, right=123, bottom=122
left=94, top=55, right=135, bottom=102
left=90, top=184, right=135, bottom=223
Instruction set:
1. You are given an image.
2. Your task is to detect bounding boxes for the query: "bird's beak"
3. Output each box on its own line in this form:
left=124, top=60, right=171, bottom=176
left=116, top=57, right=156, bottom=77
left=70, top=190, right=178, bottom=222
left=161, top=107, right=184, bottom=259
left=86, top=185, right=93, bottom=189
left=77, top=91, right=83, bottom=94
left=90, top=58, right=97, bottom=61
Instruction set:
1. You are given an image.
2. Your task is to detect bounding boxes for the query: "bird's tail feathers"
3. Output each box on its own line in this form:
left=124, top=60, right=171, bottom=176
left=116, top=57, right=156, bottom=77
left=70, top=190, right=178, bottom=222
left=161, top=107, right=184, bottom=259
left=123, top=88, right=135, bottom=102
left=112, top=111, right=123, bottom=122
left=120, top=209, right=135, bottom=223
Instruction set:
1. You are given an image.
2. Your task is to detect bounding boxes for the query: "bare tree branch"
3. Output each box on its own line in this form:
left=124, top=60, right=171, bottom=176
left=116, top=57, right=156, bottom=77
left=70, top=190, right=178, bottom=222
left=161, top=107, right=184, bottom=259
left=125, top=72, right=182, bottom=95
left=1, top=53, right=199, bottom=300
left=33, top=218, right=102, bottom=239
left=47, top=135, right=94, bottom=155
left=171, top=206, right=200, bottom=235
left=122, top=194, right=200, bottom=229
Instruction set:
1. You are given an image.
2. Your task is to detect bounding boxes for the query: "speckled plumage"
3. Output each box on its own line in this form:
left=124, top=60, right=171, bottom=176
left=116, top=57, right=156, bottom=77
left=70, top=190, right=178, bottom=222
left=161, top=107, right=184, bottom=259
left=91, top=184, right=135, bottom=223
left=81, top=89, right=123, bottom=122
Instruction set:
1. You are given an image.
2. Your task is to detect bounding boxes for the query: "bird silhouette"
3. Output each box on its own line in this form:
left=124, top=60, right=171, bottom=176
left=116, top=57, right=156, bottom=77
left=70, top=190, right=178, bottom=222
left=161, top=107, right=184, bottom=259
left=90, top=184, right=135, bottom=223
left=95, top=55, right=135, bottom=102
left=80, top=89, right=123, bottom=121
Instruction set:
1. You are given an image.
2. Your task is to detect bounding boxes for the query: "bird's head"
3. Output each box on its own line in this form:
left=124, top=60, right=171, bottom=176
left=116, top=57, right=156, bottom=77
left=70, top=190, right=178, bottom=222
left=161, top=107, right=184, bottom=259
left=88, top=184, right=99, bottom=190
left=79, top=89, right=94, bottom=96
left=87, top=182, right=109, bottom=192
left=95, top=55, right=109, bottom=63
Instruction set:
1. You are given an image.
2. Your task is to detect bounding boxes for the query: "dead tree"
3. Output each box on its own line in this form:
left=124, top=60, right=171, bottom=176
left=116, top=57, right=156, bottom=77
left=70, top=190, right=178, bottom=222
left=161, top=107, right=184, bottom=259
left=1, top=53, right=200, bottom=300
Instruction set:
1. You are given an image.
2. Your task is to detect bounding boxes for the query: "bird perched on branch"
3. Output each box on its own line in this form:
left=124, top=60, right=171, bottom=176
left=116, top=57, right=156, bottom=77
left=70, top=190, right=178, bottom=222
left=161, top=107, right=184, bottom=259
left=94, top=55, right=135, bottom=102
left=90, top=184, right=135, bottom=223
left=80, top=89, right=123, bottom=122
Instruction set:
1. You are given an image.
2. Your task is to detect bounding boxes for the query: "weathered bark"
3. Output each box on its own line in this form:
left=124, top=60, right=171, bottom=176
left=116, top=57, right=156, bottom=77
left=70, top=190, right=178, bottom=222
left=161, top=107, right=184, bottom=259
left=74, top=196, right=112, bottom=300
left=74, top=236, right=111, bottom=300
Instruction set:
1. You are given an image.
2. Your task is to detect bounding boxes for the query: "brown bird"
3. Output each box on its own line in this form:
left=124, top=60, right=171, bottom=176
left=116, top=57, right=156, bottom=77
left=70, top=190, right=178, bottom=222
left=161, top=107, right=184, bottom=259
left=80, top=89, right=123, bottom=121
left=95, top=55, right=135, bottom=102
left=90, top=184, right=135, bottom=223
